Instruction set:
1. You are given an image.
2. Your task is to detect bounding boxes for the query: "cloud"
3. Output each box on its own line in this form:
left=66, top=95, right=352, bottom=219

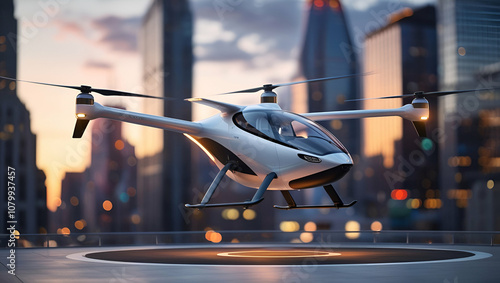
left=195, top=40, right=253, bottom=62
left=84, top=60, right=113, bottom=70
left=92, top=16, right=141, bottom=52
left=53, top=18, right=94, bottom=41
left=53, top=15, right=141, bottom=53
left=192, top=0, right=303, bottom=66
left=53, top=20, right=86, bottom=39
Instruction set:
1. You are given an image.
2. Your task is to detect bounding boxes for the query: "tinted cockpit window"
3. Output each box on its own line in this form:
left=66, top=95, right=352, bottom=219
left=233, top=110, right=348, bottom=155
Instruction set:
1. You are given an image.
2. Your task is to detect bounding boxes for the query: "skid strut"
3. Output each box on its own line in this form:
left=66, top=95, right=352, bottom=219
left=185, top=163, right=276, bottom=209
left=274, top=184, right=357, bottom=210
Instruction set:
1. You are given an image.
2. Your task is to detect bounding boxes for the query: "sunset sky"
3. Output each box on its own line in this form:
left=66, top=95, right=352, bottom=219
left=12, top=0, right=431, bottom=211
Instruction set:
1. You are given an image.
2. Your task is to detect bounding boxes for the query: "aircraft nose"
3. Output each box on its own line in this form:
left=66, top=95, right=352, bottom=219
left=324, top=152, right=352, bottom=165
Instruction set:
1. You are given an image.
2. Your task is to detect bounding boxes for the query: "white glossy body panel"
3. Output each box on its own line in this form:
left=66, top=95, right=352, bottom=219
left=76, top=98, right=428, bottom=190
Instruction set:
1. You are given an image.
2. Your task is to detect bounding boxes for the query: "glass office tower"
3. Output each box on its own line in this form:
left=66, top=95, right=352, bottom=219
left=139, top=0, right=193, bottom=231
left=437, top=0, right=500, bottom=230
left=363, top=6, right=439, bottom=229
left=300, top=0, right=359, bottom=195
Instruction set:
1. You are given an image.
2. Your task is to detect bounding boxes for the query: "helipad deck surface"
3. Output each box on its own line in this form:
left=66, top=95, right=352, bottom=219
left=1, top=243, right=498, bottom=282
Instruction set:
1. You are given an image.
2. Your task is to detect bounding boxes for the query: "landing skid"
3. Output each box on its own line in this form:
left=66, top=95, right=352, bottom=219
left=185, top=162, right=276, bottom=209
left=273, top=184, right=357, bottom=210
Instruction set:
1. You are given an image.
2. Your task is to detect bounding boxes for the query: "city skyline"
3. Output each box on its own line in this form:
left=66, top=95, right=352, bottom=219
left=11, top=0, right=500, bottom=229
left=10, top=0, right=434, bottom=212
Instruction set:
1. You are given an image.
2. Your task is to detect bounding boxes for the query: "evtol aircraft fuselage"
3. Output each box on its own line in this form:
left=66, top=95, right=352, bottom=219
left=4, top=73, right=484, bottom=210
left=74, top=88, right=429, bottom=209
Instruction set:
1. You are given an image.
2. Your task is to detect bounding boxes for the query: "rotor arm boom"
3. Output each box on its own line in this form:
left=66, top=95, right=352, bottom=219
left=302, top=104, right=428, bottom=122
left=77, top=102, right=202, bottom=135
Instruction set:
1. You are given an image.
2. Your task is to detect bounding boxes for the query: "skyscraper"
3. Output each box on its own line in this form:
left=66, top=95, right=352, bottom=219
left=300, top=0, right=359, bottom=137
left=139, top=0, right=193, bottom=231
left=437, top=0, right=500, bottom=230
left=300, top=0, right=359, bottom=195
left=277, top=0, right=359, bottom=231
left=0, top=0, right=47, bottom=235
left=363, top=6, right=439, bottom=229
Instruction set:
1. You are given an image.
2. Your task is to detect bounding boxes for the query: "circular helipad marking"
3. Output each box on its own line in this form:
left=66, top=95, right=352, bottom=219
left=77, top=246, right=485, bottom=266
left=217, top=250, right=341, bottom=258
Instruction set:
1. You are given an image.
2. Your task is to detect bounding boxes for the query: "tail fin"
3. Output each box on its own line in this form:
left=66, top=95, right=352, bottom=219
left=72, top=119, right=89, bottom=138
left=411, top=121, right=427, bottom=138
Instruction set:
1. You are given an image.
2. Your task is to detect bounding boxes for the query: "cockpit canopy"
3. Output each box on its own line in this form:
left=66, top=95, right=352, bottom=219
left=233, top=110, right=348, bottom=156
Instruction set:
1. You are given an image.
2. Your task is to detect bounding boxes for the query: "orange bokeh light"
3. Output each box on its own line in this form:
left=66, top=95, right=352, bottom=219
left=114, top=139, right=124, bottom=150
left=314, top=0, right=324, bottom=8
left=61, top=227, right=70, bottom=235
left=74, top=220, right=85, bottom=230
left=391, top=189, right=408, bottom=200
left=329, top=0, right=339, bottom=9
left=102, top=200, right=113, bottom=211
left=205, top=230, right=222, bottom=243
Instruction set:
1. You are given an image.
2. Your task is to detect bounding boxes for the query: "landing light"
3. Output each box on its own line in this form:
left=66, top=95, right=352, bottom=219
left=76, top=113, right=86, bottom=118
left=420, top=116, right=428, bottom=120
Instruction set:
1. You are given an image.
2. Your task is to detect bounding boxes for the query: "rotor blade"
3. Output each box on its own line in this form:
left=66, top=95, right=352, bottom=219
left=0, top=75, right=82, bottom=91
left=346, top=87, right=497, bottom=102
left=345, top=94, right=414, bottom=101
left=0, top=75, right=168, bottom=100
left=91, top=88, right=169, bottom=100
left=223, top=73, right=369, bottom=94
left=422, top=88, right=495, bottom=97
left=274, top=73, right=366, bottom=88
left=225, top=86, right=268, bottom=94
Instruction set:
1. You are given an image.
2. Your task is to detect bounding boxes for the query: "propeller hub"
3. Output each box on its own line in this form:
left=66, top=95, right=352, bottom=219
left=414, top=91, right=425, bottom=98
left=263, top=84, right=274, bottom=92
left=80, top=85, right=92, bottom=93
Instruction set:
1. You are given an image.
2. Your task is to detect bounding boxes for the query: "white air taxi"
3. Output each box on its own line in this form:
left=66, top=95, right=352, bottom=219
left=1, top=74, right=490, bottom=209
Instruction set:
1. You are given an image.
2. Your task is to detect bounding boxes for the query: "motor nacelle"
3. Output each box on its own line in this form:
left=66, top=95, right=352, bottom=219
left=73, top=92, right=94, bottom=138
left=410, top=96, right=429, bottom=137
